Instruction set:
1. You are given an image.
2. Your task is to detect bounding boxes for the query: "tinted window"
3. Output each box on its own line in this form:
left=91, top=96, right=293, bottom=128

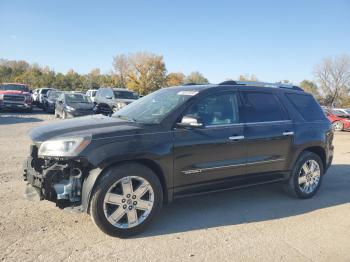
left=113, top=90, right=138, bottom=99
left=286, top=93, right=325, bottom=121
left=65, top=94, right=92, bottom=103
left=185, top=93, right=239, bottom=126
left=242, top=92, right=286, bottom=122
left=0, top=84, right=29, bottom=92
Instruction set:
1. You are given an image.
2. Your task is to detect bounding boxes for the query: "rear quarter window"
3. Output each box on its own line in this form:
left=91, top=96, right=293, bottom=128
left=285, top=93, right=325, bottom=121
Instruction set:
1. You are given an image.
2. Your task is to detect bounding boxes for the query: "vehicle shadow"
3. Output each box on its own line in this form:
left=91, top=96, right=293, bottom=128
left=0, top=111, right=43, bottom=125
left=142, top=164, right=350, bottom=237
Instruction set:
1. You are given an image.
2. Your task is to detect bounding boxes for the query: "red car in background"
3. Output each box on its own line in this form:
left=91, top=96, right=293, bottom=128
left=0, top=83, right=33, bottom=112
left=323, top=108, right=350, bottom=131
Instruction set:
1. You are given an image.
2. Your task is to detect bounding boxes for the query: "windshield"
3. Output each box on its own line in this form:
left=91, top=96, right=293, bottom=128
left=331, top=109, right=346, bottom=116
left=112, top=88, right=197, bottom=124
left=113, top=90, right=139, bottom=99
left=48, top=91, right=62, bottom=99
left=91, top=90, right=97, bottom=97
left=345, top=109, right=350, bottom=114
left=65, top=94, right=92, bottom=103
left=0, top=84, right=29, bottom=92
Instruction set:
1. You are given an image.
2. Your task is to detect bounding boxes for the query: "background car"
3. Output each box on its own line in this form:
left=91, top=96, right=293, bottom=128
left=55, top=93, right=95, bottom=119
left=94, top=87, right=139, bottom=115
left=37, top=88, right=56, bottom=108
left=0, top=83, right=33, bottom=112
left=323, top=108, right=350, bottom=131
left=43, top=90, right=63, bottom=113
left=86, top=89, right=98, bottom=103
left=332, top=108, right=350, bottom=116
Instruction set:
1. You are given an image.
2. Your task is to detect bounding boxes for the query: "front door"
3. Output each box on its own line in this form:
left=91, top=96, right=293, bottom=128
left=173, top=91, right=247, bottom=194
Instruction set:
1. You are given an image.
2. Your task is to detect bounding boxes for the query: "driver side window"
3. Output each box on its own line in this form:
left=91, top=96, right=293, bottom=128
left=185, top=92, right=239, bottom=126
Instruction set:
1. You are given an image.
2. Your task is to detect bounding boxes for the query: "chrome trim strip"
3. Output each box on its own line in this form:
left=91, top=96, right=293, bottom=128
left=182, top=158, right=285, bottom=174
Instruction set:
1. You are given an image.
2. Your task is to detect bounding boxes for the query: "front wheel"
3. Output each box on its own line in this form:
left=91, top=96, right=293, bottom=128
left=284, top=151, right=323, bottom=199
left=332, top=121, right=343, bottom=131
left=90, top=163, right=163, bottom=238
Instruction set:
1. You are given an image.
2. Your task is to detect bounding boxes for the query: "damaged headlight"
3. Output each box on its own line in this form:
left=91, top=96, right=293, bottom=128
left=38, top=136, right=91, bottom=157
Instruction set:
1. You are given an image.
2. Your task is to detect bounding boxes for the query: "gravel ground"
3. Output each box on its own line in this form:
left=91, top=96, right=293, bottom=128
left=0, top=109, right=349, bottom=262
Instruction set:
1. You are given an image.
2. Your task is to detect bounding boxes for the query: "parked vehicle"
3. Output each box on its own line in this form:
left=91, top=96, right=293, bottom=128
left=323, top=108, right=350, bottom=131
left=31, top=89, right=40, bottom=105
left=24, top=81, right=334, bottom=237
left=37, top=88, right=56, bottom=108
left=43, top=91, right=63, bottom=113
left=54, top=93, right=95, bottom=119
left=331, top=108, right=350, bottom=117
left=95, top=87, right=139, bottom=115
left=0, top=83, right=33, bottom=112
left=86, top=89, right=98, bottom=103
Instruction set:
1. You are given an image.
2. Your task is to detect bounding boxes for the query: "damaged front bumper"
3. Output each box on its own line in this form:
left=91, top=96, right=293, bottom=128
left=23, top=145, right=90, bottom=211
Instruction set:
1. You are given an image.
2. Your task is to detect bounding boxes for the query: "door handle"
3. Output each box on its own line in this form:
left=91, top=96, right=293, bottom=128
left=283, top=131, right=294, bottom=136
left=228, top=135, right=245, bottom=141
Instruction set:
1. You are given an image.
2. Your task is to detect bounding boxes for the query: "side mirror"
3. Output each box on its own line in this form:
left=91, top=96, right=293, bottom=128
left=105, top=95, right=112, bottom=99
left=177, top=115, right=204, bottom=128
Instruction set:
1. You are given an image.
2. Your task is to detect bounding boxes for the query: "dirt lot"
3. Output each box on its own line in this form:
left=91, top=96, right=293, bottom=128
left=0, top=110, right=349, bottom=262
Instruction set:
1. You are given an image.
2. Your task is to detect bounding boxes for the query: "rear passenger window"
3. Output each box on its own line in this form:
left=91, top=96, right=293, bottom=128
left=241, top=92, right=287, bottom=122
left=286, top=93, right=325, bottom=121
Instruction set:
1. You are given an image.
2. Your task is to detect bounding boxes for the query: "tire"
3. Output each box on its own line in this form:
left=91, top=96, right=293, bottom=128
left=284, top=151, right=324, bottom=199
left=90, top=163, right=163, bottom=238
left=332, top=121, right=343, bottom=131
left=54, top=109, right=60, bottom=118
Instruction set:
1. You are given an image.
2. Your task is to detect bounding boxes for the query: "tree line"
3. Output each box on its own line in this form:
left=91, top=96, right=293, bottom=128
left=0, top=53, right=349, bottom=107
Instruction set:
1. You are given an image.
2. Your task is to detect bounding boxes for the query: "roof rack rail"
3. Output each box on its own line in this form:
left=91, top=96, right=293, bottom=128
left=218, top=80, right=304, bottom=91
left=183, top=82, right=198, bottom=86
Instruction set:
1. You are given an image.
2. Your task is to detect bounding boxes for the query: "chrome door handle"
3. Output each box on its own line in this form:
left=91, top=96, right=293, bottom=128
left=228, top=135, right=245, bottom=141
left=283, top=131, right=294, bottom=136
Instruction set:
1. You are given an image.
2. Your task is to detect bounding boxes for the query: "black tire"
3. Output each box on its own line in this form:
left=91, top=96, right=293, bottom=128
left=90, top=163, right=163, bottom=238
left=284, top=151, right=324, bottom=199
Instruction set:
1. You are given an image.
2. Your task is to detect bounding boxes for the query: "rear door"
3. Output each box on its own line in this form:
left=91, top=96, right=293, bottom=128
left=240, top=90, right=294, bottom=174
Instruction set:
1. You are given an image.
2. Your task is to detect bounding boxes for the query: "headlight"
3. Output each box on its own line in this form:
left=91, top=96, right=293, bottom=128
left=38, top=136, right=91, bottom=157
left=65, top=105, right=75, bottom=111
left=116, top=102, right=126, bottom=110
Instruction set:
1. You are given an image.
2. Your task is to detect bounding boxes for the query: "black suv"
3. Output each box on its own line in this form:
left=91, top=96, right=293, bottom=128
left=23, top=81, right=334, bottom=237
left=94, top=87, right=139, bottom=115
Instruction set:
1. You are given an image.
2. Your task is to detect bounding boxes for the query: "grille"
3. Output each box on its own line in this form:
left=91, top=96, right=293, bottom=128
left=4, top=95, right=25, bottom=102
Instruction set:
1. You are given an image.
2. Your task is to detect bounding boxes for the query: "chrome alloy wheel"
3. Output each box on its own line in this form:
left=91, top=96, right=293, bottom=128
left=298, top=160, right=321, bottom=194
left=332, top=121, right=343, bottom=131
left=103, top=176, right=154, bottom=229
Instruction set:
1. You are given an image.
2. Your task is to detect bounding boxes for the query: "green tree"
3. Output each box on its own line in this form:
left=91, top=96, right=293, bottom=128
left=299, top=80, right=320, bottom=98
left=238, top=74, right=258, bottom=82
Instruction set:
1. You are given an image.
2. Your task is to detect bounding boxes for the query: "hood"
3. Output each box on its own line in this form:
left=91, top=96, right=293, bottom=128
left=0, top=90, right=31, bottom=96
left=28, top=114, right=146, bottom=142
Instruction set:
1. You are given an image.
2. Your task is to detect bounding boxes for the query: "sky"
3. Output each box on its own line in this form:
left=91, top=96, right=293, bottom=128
left=1, top=0, right=349, bottom=84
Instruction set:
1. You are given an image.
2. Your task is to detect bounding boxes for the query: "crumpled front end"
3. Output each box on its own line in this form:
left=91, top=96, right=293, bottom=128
left=23, top=144, right=90, bottom=210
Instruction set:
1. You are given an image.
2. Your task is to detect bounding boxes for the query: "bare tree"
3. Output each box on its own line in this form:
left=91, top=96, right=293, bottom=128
left=112, top=54, right=129, bottom=88
left=314, top=55, right=350, bottom=106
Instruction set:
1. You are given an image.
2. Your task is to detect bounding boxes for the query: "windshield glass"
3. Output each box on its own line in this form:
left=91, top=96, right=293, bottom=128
left=91, top=90, right=97, bottom=97
left=331, top=109, right=345, bottom=116
left=345, top=109, right=350, bottom=114
left=65, top=94, right=92, bottom=103
left=0, top=84, right=29, bottom=92
left=113, top=90, right=138, bottom=99
left=112, top=88, right=197, bottom=124
left=48, top=91, right=62, bottom=99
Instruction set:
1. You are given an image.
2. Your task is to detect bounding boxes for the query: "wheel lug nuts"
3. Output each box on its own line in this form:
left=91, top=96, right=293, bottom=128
left=132, top=195, right=136, bottom=199
left=126, top=194, right=131, bottom=198
left=123, top=205, right=127, bottom=209
left=128, top=206, right=133, bottom=210
left=122, top=199, right=126, bottom=203
left=133, top=201, right=137, bottom=205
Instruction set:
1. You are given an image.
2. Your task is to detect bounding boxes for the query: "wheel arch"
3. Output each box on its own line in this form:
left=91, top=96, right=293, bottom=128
left=82, top=159, right=170, bottom=214
left=293, top=146, right=326, bottom=172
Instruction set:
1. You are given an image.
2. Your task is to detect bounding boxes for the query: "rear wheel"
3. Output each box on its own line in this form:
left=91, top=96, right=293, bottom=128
left=90, top=163, right=163, bottom=238
left=332, top=121, right=343, bottom=131
left=285, top=151, right=323, bottom=199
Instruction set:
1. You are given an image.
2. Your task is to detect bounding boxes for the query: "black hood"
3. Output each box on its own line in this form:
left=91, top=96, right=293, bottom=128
left=28, top=114, right=145, bottom=142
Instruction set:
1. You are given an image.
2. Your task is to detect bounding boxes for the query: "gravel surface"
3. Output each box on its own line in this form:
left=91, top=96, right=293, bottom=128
left=0, top=109, right=349, bottom=262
